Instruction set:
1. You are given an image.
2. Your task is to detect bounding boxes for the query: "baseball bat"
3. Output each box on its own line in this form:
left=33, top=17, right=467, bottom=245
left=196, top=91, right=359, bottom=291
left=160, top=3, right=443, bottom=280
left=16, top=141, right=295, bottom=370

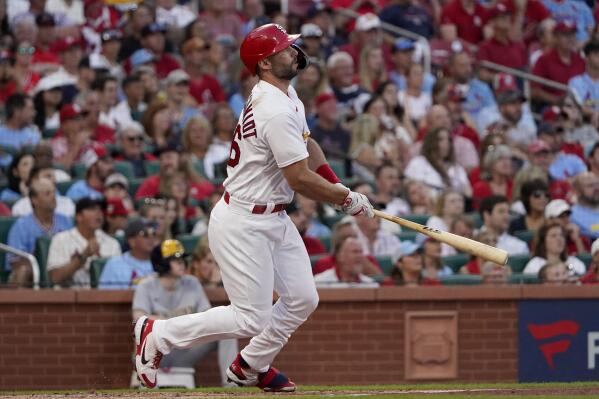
left=373, top=210, right=509, bottom=265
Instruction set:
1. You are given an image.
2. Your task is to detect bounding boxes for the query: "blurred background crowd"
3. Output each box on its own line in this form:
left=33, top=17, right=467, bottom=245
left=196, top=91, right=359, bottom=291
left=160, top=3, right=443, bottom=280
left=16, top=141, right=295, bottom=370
left=2, top=0, right=599, bottom=291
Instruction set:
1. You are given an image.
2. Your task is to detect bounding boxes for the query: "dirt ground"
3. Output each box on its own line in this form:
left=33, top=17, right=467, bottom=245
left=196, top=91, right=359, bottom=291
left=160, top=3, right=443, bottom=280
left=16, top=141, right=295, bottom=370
left=3, top=385, right=599, bottom=399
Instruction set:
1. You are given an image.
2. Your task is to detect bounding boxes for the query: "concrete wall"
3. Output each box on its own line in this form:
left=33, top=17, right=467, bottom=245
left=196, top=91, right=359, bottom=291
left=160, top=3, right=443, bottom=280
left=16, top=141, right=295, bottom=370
left=0, top=286, right=597, bottom=389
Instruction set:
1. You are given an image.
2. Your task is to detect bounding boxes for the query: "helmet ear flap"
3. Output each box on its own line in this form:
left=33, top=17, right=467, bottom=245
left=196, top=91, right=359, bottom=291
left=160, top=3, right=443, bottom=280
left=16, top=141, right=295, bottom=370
left=291, top=44, right=310, bottom=70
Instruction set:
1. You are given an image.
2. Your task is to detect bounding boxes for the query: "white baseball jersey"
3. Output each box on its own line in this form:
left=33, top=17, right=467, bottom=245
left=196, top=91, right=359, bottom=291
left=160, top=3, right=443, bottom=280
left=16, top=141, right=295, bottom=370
left=223, top=80, right=310, bottom=204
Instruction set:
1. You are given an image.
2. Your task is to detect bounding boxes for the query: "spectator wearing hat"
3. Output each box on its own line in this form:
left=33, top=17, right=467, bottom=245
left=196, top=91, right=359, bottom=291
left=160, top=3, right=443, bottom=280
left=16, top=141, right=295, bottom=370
left=51, top=103, right=93, bottom=169
left=89, top=29, right=124, bottom=81
left=156, top=0, right=195, bottom=29
left=339, top=13, right=392, bottom=72
left=99, top=219, right=157, bottom=289
left=66, top=146, right=114, bottom=201
left=531, top=21, right=585, bottom=107
left=314, top=236, right=379, bottom=288
left=32, top=73, right=66, bottom=133
left=509, top=179, right=549, bottom=234
left=12, top=165, right=76, bottom=217
left=298, top=23, right=326, bottom=61
left=136, top=22, right=180, bottom=79
left=389, top=241, right=440, bottom=286
left=182, top=37, right=226, bottom=117
left=477, top=4, right=527, bottom=78
left=327, top=51, right=371, bottom=121
left=286, top=200, right=326, bottom=257
left=132, top=239, right=238, bottom=387
left=524, top=221, right=586, bottom=276
left=309, top=92, right=351, bottom=159
left=165, top=69, right=201, bottom=134
left=31, top=12, right=60, bottom=70
left=389, top=38, right=436, bottom=95
left=135, top=141, right=214, bottom=201
left=579, top=237, right=599, bottom=284
left=103, top=172, right=134, bottom=209
left=544, top=0, right=594, bottom=43
left=380, top=0, right=434, bottom=39
left=472, top=144, right=514, bottom=210
left=480, top=195, right=529, bottom=255
left=49, top=36, right=84, bottom=83
left=114, top=122, right=155, bottom=178
left=571, top=172, right=599, bottom=239
left=0, top=93, right=40, bottom=166
left=103, top=197, right=128, bottom=237
left=47, top=197, right=121, bottom=288
left=5, top=176, right=72, bottom=286
left=447, top=52, right=496, bottom=123
left=545, top=198, right=590, bottom=254
left=440, top=0, right=490, bottom=44
left=476, top=80, right=536, bottom=146
left=569, top=41, right=599, bottom=121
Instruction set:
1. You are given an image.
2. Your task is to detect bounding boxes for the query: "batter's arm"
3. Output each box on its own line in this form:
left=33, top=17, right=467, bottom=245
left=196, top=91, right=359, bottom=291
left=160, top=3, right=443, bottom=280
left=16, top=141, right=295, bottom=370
left=306, top=138, right=327, bottom=171
left=282, top=158, right=348, bottom=205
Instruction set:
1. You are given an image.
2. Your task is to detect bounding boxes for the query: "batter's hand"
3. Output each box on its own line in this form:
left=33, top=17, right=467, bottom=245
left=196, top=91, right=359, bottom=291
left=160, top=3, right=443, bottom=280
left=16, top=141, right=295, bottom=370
left=339, top=189, right=374, bottom=218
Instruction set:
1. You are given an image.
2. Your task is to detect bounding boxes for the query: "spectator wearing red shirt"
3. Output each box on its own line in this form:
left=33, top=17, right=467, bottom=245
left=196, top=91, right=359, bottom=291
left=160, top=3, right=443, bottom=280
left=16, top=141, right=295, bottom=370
left=312, top=216, right=381, bottom=275
left=32, top=13, right=60, bottom=72
left=460, top=230, right=498, bottom=274
left=580, top=238, right=599, bottom=284
left=473, top=144, right=514, bottom=210
left=502, top=0, right=551, bottom=44
left=441, top=0, right=490, bottom=44
left=129, top=23, right=181, bottom=79
left=531, top=21, right=586, bottom=107
left=181, top=37, right=226, bottom=118
left=11, top=41, right=41, bottom=97
left=135, top=142, right=214, bottom=201
left=286, top=201, right=326, bottom=257
left=478, top=4, right=527, bottom=82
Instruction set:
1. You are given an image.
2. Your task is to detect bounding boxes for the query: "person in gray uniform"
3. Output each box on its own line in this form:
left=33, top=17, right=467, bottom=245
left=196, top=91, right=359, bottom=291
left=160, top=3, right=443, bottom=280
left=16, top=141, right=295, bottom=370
left=132, top=239, right=238, bottom=387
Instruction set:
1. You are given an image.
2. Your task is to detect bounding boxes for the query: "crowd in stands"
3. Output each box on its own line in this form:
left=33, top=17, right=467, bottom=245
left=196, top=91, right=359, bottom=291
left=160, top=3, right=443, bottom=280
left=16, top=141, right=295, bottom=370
left=3, top=0, right=599, bottom=290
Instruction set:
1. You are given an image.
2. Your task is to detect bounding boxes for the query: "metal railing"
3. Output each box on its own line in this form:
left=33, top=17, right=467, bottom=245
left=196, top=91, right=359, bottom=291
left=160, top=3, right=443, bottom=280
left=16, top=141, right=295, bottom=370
left=0, top=243, right=41, bottom=289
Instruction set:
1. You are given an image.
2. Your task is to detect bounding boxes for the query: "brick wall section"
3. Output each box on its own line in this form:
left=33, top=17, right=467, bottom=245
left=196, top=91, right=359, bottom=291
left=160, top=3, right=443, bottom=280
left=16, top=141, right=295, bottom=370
left=0, top=286, right=597, bottom=389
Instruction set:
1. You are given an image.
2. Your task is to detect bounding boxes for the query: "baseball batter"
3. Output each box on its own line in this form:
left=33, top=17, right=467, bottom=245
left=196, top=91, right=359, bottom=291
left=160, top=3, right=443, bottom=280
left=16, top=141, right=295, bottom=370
left=134, top=24, right=375, bottom=392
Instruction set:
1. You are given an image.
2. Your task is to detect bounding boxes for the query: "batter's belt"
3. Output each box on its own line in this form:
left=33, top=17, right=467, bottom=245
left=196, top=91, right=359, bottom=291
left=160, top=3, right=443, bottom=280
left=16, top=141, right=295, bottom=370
left=223, top=191, right=288, bottom=214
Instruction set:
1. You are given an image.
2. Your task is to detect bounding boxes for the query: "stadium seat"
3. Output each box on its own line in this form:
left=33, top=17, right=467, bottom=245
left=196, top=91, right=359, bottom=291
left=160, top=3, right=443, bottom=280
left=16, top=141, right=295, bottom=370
left=396, top=231, right=418, bottom=241
left=57, top=180, right=77, bottom=195
left=176, top=234, right=199, bottom=254
left=507, top=254, right=530, bottom=273
left=33, top=235, right=52, bottom=287
left=113, top=161, right=135, bottom=181
left=90, top=258, right=110, bottom=288
left=508, top=273, right=539, bottom=284
left=465, top=212, right=482, bottom=229
left=376, top=256, right=394, bottom=275
left=144, top=160, right=160, bottom=176
left=318, top=235, right=331, bottom=252
left=576, top=253, right=592, bottom=267
left=442, top=253, right=470, bottom=273
left=0, top=216, right=17, bottom=271
left=513, top=230, right=535, bottom=244
left=402, top=214, right=430, bottom=225
left=440, top=275, right=483, bottom=285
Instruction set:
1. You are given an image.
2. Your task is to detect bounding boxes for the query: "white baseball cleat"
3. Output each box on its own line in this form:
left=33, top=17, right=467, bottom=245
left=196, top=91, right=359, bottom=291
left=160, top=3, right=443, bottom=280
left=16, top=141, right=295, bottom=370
left=134, top=316, right=163, bottom=388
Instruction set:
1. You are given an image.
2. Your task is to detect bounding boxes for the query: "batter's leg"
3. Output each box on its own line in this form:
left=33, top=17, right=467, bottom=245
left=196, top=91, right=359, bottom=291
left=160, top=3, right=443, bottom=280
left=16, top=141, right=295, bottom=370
left=240, top=214, right=319, bottom=371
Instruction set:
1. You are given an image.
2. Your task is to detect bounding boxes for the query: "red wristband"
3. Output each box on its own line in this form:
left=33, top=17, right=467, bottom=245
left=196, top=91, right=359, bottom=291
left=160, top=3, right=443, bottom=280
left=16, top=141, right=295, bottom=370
left=316, top=163, right=341, bottom=184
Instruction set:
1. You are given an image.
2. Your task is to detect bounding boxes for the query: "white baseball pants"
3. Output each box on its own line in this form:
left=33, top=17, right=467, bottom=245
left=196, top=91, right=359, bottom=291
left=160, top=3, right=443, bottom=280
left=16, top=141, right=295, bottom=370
left=152, top=198, right=319, bottom=372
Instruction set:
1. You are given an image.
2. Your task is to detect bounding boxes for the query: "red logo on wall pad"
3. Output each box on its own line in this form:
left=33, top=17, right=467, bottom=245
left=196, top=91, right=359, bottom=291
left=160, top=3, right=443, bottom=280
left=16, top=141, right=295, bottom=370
left=527, top=320, right=580, bottom=369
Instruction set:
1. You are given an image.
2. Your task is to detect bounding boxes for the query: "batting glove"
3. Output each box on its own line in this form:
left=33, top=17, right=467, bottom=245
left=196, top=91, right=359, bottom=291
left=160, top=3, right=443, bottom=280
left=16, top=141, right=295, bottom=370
left=336, top=185, right=374, bottom=218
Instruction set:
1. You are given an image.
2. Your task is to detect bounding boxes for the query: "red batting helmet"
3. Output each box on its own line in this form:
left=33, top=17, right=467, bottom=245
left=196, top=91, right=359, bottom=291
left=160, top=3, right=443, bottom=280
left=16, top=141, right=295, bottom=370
left=240, top=23, right=309, bottom=75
